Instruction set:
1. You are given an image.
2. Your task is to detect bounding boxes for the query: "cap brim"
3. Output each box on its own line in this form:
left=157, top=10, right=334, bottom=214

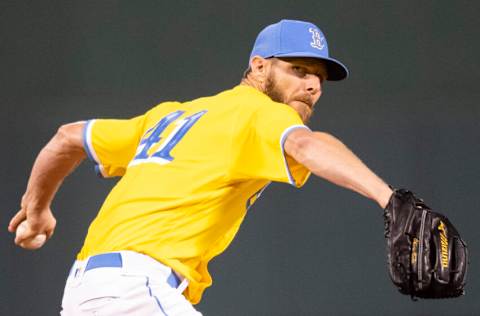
left=273, top=52, right=349, bottom=81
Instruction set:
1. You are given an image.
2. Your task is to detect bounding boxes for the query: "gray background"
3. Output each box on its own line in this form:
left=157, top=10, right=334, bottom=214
left=1, top=1, right=479, bottom=315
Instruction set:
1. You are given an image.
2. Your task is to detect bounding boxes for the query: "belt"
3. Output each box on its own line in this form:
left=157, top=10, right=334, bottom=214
left=73, top=252, right=182, bottom=289
left=85, top=252, right=122, bottom=272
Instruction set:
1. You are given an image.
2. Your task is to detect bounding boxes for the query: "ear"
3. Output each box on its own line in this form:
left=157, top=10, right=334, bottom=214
left=249, top=56, right=269, bottom=81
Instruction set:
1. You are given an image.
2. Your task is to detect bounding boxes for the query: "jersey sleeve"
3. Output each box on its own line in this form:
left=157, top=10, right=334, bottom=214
left=230, top=103, right=311, bottom=187
left=83, top=115, right=146, bottom=178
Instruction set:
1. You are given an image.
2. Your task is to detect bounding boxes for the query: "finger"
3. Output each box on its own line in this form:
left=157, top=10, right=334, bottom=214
left=14, top=220, right=37, bottom=245
left=15, top=228, right=35, bottom=245
left=17, top=222, right=48, bottom=249
left=19, top=241, right=36, bottom=250
left=19, top=237, right=46, bottom=250
left=8, top=209, right=26, bottom=233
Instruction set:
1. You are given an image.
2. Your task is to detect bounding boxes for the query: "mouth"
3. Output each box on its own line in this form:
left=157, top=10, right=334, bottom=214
left=295, top=96, right=313, bottom=108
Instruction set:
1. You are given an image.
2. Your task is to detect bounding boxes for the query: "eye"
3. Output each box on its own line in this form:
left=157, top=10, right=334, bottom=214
left=312, top=70, right=326, bottom=83
left=317, top=73, right=325, bottom=83
left=292, top=66, right=307, bottom=77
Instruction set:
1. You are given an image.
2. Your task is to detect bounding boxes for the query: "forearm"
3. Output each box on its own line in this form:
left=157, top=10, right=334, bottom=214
left=288, top=131, right=392, bottom=208
left=23, top=123, right=86, bottom=213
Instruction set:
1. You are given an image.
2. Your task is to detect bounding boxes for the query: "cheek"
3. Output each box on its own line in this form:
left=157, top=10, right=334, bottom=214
left=278, top=82, right=298, bottom=102
left=268, top=70, right=303, bottom=103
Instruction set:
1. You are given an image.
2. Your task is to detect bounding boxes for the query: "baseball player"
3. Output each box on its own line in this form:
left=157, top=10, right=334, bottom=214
left=9, top=19, right=394, bottom=315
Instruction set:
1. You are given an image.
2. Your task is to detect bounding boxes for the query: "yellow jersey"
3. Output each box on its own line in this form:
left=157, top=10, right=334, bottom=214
left=79, top=85, right=311, bottom=304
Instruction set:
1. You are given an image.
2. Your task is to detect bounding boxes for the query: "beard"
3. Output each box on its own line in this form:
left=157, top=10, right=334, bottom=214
left=263, top=74, right=313, bottom=123
left=264, top=74, right=284, bottom=104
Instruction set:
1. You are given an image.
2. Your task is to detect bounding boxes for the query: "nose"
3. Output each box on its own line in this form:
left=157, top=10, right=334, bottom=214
left=305, top=75, right=322, bottom=97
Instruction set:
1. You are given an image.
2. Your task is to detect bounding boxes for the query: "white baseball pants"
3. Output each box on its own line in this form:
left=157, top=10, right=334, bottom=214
left=60, top=251, right=202, bottom=316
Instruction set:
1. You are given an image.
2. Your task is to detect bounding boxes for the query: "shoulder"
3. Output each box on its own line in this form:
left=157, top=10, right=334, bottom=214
left=148, top=101, right=183, bottom=115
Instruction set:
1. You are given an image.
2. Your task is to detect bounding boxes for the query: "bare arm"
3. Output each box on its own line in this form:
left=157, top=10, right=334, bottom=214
left=284, top=128, right=392, bottom=208
left=8, top=121, right=87, bottom=249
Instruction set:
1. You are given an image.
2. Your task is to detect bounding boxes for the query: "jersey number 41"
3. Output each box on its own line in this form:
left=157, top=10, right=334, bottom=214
left=130, top=110, right=207, bottom=166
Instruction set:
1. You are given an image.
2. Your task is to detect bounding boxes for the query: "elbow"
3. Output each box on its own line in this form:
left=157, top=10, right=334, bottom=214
left=54, top=122, right=87, bottom=157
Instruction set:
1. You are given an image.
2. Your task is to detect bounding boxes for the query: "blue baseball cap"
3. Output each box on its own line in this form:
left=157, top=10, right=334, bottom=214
left=249, top=19, right=349, bottom=81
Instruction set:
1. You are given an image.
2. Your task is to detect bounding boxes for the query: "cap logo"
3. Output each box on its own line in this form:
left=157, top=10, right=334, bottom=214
left=309, top=27, right=325, bottom=50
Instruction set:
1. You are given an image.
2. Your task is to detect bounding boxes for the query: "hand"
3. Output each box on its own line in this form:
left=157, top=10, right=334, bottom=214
left=8, top=197, right=56, bottom=250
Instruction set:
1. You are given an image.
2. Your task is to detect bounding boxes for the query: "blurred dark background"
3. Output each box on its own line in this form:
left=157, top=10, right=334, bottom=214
left=1, top=1, right=479, bottom=315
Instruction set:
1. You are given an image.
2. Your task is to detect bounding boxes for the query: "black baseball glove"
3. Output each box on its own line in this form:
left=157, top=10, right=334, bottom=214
left=383, top=189, right=468, bottom=299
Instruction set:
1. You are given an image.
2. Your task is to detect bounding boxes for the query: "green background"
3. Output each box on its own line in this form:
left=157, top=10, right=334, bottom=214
left=2, top=1, right=479, bottom=315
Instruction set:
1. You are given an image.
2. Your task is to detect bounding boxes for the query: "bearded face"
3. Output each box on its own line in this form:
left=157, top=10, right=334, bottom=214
left=263, top=60, right=321, bottom=123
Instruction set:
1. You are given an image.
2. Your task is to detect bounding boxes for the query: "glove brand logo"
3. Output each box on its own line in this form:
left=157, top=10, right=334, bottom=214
left=411, top=238, right=419, bottom=265
left=438, top=221, right=449, bottom=269
left=309, top=28, right=325, bottom=50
